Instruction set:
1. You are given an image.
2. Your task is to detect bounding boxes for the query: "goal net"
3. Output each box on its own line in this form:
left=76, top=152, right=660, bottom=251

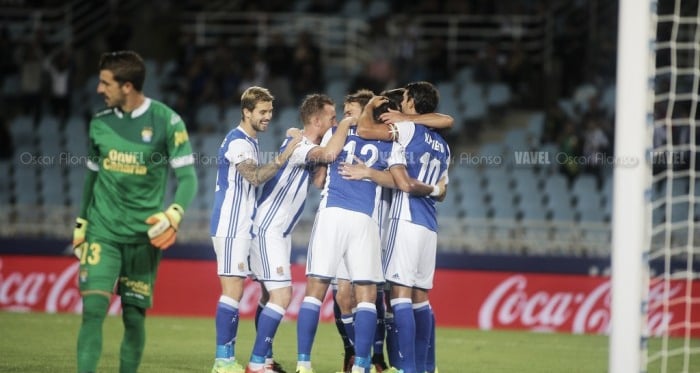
left=612, top=0, right=700, bottom=372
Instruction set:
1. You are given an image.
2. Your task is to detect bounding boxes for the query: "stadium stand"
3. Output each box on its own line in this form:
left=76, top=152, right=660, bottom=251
left=0, top=0, right=621, bottom=257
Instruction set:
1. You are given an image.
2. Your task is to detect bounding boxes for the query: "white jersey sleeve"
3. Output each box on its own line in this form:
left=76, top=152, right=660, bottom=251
left=226, top=138, right=258, bottom=165
left=387, top=142, right=407, bottom=168
left=289, top=137, right=317, bottom=166
left=394, top=121, right=416, bottom=147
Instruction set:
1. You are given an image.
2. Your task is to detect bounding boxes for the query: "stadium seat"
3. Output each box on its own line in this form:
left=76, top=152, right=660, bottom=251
left=326, top=79, right=349, bottom=107
left=504, top=128, right=529, bottom=151
left=438, top=190, right=461, bottom=217
left=577, top=205, right=606, bottom=222
left=223, top=105, right=242, bottom=130
left=549, top=201, right=577, bottom=222
left=39, top=166, right=65, bottom=205
left=543, top=173, right=570, bottom=206
left=195, top=103, right=222, bottom=131
left=436, top=82, right=463, bottom=135
left=13, top=165, right=39, bottom=205
left=454, top=66, right=474, bottom=84
left=200, top=134, right=223, bottom=157
left=460, top=196, right=488, bottom=219
left=511, top=168, right=541, bottom=197
left=9, top=115, right=35, bottom=151
left=66, top=166, right=85, bottom=206
left=485, top=82, right=511, bottom=109
left=479, top=142, right=506, bottom=160
left=64, top=116, right=89, bottom=152
left=526, top=111, right=545, bottom=142
left=491, top=201, right=518, bottom=219
left=458, top=83, right=488, bottom=122
left=519, top=202, right=548, bottom=221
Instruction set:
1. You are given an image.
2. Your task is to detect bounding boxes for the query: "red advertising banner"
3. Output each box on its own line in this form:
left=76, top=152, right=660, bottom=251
left=1, top=255, right=698, bottom=337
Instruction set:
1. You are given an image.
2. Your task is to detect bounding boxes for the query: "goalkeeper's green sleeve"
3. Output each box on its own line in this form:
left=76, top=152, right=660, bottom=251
left=78, top=169, right=98, bottom=219
left=172, top=164, right=197, bottom=211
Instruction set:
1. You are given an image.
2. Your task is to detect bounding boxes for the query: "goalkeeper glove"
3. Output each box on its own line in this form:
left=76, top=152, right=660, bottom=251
left=73, top=217, right=88, bottom=259
left=145, top=203, right=184, bottom=250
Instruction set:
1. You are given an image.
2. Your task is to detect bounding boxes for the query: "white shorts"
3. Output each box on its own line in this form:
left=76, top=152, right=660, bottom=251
left=307, top=207, right=383, bottom=283
left=383, top=219, right=437, bottom=290
left=212, top=236, right=251, bottom=277
left=336, top=259, right=350, bottom=281
left=250, top=231, right=292, bottom=289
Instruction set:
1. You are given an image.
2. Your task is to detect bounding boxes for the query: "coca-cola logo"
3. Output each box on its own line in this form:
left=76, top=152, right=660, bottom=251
left=0, top=259, right=120, bottom=314
left=478, top=275, right=682, bottom=335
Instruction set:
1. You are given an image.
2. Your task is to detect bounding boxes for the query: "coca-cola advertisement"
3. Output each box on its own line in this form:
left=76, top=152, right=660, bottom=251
left=1, top=255, right=699, bottom=337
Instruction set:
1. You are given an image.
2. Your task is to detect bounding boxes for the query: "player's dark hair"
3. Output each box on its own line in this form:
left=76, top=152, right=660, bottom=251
left=373, top=99, right=400, bottom=123
left=300, top=93, right=335, bottom=125
left=241, top=86, right=274, bottom=116
left=380, top=88, right=405, bottom=111
left=344, top=89, right=374, bottom=109
left=98, top=51, right=146, bottom=91
left=405, top=81, right=439, bottom=114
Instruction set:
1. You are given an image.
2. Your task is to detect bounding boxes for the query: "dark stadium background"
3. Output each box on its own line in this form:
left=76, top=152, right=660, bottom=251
left=0, top=0, right=629, bottom=273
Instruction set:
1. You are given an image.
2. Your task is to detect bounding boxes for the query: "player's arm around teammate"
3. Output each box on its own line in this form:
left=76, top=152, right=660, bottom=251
left=343, top=95, right=446, bottom=198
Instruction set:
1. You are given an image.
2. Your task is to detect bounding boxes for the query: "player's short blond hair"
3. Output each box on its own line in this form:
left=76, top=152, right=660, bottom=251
left=300, top=93, right=335, bottom=125
left=241, top=86, right=274, bottom=115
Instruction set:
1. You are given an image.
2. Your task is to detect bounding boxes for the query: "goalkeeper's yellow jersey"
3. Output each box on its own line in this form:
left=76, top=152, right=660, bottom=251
left=85, top=98, right=194, bottom=244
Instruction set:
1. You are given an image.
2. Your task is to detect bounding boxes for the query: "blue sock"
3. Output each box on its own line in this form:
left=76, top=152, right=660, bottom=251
left=414, top=302, right=432, bottom=373
left=215, top=296, right=239, bottom=359
left=341, top=313, right=355, bottom=348
left=385, top=313, right=399, bottom=367
left=255, top=302, right=264, bottom=329
left=297, top=297, right=321, bottom=362
left=333, top=291, right=354, bottom=352
left=251, top=303, right=284, bottom=364
left=353, top=302, right=377, bottom=370
left=373, top=289, right=386, bottom=358
left=391, top=298, right=416, bottom=373
left=426, top=308, right=436, bottom=372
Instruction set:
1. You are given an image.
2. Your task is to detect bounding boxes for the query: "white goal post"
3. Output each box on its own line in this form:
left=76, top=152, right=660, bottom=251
left=612, top=0, right=700, bottom=372
left=610, top=0, right=654, bottom=372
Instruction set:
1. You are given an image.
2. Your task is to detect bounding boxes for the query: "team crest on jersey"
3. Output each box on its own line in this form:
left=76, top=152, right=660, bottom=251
left=276, top=266, right=284, bottom=275
left=170, top=113, right=181, bottom=125
left=141, top=126, right=153, bottom=142
left=238, top=262, right=246, bottom=271
left=79, top=269, right=88, bottom=283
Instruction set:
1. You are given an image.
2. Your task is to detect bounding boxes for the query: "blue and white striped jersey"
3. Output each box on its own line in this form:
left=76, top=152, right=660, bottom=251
left=319, top=126, right=403, bottom=222
left=210, top=126, right=259, bottom=238
left=390, top=122, right=451, bottom=232
left=254, top=136, right=317, bottom=236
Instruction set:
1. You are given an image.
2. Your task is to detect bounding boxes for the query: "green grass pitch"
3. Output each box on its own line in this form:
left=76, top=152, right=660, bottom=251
left=1, top=311, right=698, bottom=372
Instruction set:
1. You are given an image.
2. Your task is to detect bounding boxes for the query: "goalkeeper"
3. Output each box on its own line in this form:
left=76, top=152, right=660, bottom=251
left=72, top=50, right=197, bottom=373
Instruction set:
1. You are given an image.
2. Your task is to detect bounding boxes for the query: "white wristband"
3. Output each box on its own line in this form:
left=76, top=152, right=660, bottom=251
left=430, top=185, right=442, bottom=197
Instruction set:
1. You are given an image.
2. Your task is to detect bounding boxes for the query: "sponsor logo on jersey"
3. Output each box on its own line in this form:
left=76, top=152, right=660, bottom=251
left=141, top=126, right=153, bottom=142
left=103, top=149, right=147, bottom=175
left=174, top=130, right=189, bottom=147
